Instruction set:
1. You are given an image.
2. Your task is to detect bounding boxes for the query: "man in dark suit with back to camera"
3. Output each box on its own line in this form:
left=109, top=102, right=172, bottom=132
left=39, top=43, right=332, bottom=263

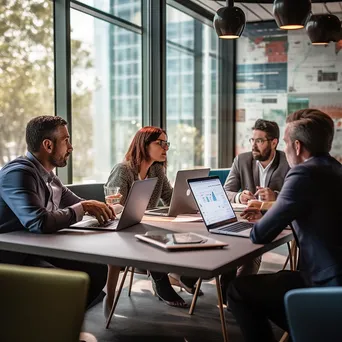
left=0, top=116, right=119, bottom=311
left=227, top=109, right=342, bottom=342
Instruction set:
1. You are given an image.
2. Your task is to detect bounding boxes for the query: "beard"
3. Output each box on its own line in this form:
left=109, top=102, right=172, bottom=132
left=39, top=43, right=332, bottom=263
left=252, top=144, right=272, bottom=162
left=49, top=150, right=69, bottom=168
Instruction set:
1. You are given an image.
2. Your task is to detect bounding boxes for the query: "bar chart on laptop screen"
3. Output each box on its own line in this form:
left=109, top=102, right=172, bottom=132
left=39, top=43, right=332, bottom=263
left=192, top=180, right=235, bottom=225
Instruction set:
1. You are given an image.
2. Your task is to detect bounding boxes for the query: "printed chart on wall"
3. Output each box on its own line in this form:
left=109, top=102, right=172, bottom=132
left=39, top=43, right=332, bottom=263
left=236, top=22, right=288, bottom=155
left=288, top=30, right=342, bottom=94
left=236, top=93, right=287, bottom=154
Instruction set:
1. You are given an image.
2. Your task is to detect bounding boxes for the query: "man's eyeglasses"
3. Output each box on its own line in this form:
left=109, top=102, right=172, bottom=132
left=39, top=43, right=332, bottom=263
left=249, top=138, right=273, bottom=145
left=155, top=139, right=170, bottom=149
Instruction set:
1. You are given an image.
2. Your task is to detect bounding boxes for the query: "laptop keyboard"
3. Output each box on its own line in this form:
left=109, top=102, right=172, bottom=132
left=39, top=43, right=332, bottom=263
left=81, top=219, right=119, bottom=229
left=218, top=221, right=254, bottom=233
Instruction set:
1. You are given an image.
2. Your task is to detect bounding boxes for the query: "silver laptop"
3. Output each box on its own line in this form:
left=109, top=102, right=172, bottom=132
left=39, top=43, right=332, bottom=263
left=70, top=178, right=158, bottom=231
left=145, top=168, right=210, bottom=217
left=187, top=176, right=254, bottom=238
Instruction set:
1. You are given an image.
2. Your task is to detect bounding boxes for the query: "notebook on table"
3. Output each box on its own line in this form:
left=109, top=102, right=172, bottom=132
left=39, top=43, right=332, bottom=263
left=187, top=176, right=254, bottom=238
left=69, top=178, right=158, bottom=231
left=145, top=168, right=210, bottom=217
left=135, top=232, right=228, bottom=251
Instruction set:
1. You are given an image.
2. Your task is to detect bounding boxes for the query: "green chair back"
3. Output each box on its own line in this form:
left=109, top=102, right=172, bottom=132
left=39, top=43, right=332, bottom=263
left=0, top=264, right=89, bottom=342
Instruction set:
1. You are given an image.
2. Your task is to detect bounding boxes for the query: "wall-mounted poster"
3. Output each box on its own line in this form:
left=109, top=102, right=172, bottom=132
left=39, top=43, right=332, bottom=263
left=236, top=93, right=288, bottom=155
left=288, top=30, right=342, bottom=94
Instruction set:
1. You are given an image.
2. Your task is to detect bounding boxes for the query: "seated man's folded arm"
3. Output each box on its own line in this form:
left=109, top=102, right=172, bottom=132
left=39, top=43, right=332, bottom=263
left=1, top=169, right=78, bottom=234
left=250, top=168, right=311, bottom=244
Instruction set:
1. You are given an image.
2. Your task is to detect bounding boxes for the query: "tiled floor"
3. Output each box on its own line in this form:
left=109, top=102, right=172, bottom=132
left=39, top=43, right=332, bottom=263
left=83, top=245, right=289, bottom=342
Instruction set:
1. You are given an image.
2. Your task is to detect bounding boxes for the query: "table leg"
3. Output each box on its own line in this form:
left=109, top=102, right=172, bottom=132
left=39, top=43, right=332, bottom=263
left=188, top=278, right=202, bottom=315
left=290, top=240, right=298, bottom=271
left=128, top=267, right=135, bottom=297
left=105, top=266, right=130, bottom=329
left=215, top=276, right=229, bottom=342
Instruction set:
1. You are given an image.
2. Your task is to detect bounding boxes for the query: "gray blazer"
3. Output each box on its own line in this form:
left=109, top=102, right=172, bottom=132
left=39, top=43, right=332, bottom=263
left=224, top=150, right=290, bottom=202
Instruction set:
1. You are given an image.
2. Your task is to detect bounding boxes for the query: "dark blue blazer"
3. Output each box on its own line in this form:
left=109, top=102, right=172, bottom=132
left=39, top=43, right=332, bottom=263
left=0, top=156, right=82, bottom=235
left=0, top=156, right=83, bottom=264
left=251, top=154, right=342, bottom=285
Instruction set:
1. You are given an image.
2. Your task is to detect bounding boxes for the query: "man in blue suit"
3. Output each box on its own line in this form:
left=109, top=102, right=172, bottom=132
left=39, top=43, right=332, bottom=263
left=227, top=109, right=342, bottom=342
left=0, top=116, right=117, bottom=309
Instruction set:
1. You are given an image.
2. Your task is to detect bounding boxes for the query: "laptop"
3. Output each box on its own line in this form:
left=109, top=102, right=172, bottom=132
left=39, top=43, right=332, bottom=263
left=187, top=176, right=254, bottom=238
left=70, top=178, right=158, bottom=231
left=145, top=168, right=210, bottom=217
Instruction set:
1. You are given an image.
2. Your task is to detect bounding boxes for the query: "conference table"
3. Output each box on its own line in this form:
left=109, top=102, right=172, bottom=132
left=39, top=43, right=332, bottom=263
left=0, top=216, right=293, bottom=342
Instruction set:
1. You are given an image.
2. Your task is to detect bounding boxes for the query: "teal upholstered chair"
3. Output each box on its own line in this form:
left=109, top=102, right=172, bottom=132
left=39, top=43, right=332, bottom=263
left=0, top=264, right=91, bottom=342
left=285, top=287, right=342, bottom=342
left=208, top=168, right=231, bottom=185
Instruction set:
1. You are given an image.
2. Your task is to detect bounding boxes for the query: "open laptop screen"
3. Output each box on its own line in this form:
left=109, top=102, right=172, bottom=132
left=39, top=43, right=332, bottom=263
left=188, top=177, right=238, bottom=229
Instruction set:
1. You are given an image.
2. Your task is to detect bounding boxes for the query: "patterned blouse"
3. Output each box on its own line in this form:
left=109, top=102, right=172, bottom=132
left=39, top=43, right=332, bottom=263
left=105, top=162, right=173, bottom=210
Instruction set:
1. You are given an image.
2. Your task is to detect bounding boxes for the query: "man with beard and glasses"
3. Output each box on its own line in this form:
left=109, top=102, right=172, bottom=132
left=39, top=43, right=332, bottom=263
left=224, top=119, right=289, bottom=204
left=0, top=116, right=122, bottom=314
left=219, top=119, right=290, bottom=305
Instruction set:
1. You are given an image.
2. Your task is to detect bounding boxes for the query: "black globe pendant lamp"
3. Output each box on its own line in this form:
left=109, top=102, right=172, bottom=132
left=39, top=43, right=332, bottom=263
left=213, top=0, right=246, bottom=39
left=306, top=14, right=341, bottom=45
left=273, top=0, right=311, bottom=30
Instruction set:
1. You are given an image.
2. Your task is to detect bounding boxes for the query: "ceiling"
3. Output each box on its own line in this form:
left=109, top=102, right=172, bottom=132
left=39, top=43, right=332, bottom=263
left=191, top=0, right=342, bottom=22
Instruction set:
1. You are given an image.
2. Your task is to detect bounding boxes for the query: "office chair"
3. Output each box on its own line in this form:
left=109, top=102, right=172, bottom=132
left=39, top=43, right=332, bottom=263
left=284, top=287, right=342, bottom=342
left=66, top=182, right=105, bottom=202
left=208, top=168, right=231, bottom=185
left=0, top=263, right=92, bottom=342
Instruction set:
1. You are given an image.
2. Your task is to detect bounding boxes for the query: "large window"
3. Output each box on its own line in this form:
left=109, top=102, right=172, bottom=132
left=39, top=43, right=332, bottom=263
left=166, top=5, right=219, bottom=182
left=70, top=1, right=142, bottom=183
left=236, top=21, right=342, bottom=162
left=0, top=0, right=54, bottom=167
left=1, top=1, right=224, bottom=184
left=77, top=0, right=141, bottom=26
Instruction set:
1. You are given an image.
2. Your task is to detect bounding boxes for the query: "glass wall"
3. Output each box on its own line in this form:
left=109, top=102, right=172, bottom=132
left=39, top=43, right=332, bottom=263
left=70, top=0, right=142, bottom=183
left=236, top=21, right=342, bottom=162
left=0, top=0, right=226, bottom=184
left=0, top=0, right=54, bottom=167
left=166, top=5, right=219, bottom=182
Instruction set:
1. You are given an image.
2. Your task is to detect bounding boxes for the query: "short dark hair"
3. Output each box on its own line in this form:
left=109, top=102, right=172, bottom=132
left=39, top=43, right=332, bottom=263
left=252, top=119, right=280, bottom=140
left=286, top=109, right=334, bottom=155
left=125, top=126, right=167, bottom=172
left=26, top=116, right=67, bottom=153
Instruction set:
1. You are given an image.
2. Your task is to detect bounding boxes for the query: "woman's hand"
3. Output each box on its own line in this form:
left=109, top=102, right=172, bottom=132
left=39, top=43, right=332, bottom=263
left=241, top=207, right=262, bottom=222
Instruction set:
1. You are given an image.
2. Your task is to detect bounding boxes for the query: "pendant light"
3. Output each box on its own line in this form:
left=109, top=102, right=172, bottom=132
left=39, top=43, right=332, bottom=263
left=273, top=0, right=311, bottom=30
left=213, top=0, right=246, bottom=39
left=306, top=14, right=341, bottom=45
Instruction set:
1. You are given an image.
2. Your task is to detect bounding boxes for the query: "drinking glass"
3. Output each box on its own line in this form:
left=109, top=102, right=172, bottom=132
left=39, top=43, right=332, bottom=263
left=103, top=186, right=122, bottom=205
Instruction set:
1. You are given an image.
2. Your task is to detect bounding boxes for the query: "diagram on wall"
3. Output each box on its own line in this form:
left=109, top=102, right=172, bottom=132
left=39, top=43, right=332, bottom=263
left=288, top=30, right=342, bottom=94
left=236, top=93, right=287, bottom=154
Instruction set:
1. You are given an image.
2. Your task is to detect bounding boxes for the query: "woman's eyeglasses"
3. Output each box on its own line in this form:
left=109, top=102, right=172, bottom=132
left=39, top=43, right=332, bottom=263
left=155, top=139, right=170, bottom=149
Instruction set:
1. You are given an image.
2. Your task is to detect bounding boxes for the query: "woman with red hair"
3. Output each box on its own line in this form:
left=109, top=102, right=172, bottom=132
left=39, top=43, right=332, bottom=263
left=106, top=126, right=201, bottom=309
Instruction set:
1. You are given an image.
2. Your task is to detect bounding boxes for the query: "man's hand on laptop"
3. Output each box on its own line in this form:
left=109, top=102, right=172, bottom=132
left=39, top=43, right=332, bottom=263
left=241, top=207, right=262, bottom=222
left=81, top=200, right=115, bottom=225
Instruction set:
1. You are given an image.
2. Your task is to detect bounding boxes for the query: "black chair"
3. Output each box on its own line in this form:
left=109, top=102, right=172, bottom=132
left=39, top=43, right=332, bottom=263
left=66, top=183, right=105, bottom=202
